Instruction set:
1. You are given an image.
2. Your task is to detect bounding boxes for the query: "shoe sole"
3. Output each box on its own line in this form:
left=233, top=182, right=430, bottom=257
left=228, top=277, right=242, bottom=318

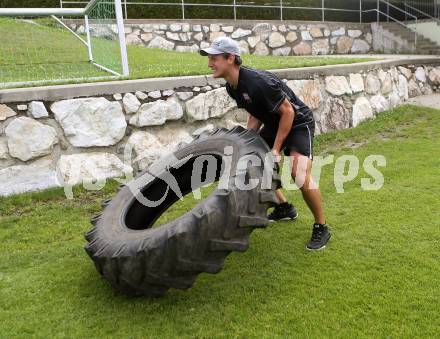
left=268, top=214, right=298, bottom=222
left=305, top=233, right=332, bottom=251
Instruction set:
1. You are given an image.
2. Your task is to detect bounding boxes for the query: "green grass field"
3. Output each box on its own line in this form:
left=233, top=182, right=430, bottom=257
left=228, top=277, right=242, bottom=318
left=1, top=104, right=439, bottom=338
left=0, top=18, right=375, bottom=88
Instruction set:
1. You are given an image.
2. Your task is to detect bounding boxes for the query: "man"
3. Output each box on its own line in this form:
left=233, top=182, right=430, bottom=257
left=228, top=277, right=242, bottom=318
left=199, top=37, right=331, bottom=250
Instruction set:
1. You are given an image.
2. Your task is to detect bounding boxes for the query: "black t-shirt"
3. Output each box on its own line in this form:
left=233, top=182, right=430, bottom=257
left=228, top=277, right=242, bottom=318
left=225, top=66, right=314, bottom=134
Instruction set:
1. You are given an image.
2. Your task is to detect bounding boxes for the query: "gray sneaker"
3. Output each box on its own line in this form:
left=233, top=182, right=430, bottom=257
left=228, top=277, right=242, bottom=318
left=268, top=202, right=298, bottom=222
left=306, top=224, right=331, bottom=250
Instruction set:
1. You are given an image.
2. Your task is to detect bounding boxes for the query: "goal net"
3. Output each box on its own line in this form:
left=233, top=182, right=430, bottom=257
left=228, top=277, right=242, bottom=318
left=0, top=0, right=129, bottom=89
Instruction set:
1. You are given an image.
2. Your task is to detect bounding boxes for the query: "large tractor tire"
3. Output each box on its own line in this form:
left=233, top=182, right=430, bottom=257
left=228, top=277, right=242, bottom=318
left=84, top=126, right=281, bottom=297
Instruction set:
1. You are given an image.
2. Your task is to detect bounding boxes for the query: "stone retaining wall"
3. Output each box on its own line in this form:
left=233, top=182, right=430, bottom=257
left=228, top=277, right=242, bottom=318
left=1, top=63, right=440, bottom=196
left=70, top=20, right=373, bottom=56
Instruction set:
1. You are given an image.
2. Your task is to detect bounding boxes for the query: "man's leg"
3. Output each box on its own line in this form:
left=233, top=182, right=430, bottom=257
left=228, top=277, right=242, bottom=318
left=289, top=150, right=330, bottom=249
left=259, top=127, right=298, bottom=222
left=275, top=189, right=287, bottom=203
left=289, top=151, right=325, bottom=224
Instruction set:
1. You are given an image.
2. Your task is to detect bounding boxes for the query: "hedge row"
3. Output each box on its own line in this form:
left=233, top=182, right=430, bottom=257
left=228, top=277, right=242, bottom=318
left=2, top=0, right=402, bottom=22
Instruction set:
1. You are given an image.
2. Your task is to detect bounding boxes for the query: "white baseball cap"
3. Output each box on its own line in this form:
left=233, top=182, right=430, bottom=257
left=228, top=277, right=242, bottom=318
left=199, top=37, right=241, bottom=57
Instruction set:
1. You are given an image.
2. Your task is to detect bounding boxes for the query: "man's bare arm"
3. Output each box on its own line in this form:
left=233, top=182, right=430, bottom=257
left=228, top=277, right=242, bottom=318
left=247, top=114, right=263, bottom=131
left=273, top=99, right=295, bottom=153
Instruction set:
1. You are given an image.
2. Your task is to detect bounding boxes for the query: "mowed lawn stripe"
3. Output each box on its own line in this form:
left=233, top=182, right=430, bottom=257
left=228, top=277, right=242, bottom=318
left=0, top=104, right=439, bottom=338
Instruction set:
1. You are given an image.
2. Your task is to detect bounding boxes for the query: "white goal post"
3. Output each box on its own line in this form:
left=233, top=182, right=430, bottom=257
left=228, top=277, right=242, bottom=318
left=0, top=0, right=129, bottom=89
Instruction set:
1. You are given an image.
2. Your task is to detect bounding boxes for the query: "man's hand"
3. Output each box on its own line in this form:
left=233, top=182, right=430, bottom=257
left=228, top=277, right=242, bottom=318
left=272, top=148, right=281, bottom=163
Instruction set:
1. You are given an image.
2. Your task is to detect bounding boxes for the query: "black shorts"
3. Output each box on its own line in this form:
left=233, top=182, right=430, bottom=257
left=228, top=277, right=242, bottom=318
left=259, top=123, right=315, bottom=160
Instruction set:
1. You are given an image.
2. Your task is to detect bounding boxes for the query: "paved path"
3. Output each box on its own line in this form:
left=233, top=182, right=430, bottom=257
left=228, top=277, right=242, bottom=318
left=406, top=94, right=440, bottom=110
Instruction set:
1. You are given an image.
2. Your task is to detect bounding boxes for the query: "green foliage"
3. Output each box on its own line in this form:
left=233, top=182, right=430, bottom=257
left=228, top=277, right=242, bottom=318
left=1, top=105, right=440, bottom=337
left=3, top=0, right=385, bottom=22
left=2, top=0, right=60, bottom=7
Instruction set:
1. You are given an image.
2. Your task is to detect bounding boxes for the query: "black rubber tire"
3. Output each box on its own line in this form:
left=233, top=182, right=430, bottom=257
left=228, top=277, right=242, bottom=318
left=84, top=126, right=281, bottom=297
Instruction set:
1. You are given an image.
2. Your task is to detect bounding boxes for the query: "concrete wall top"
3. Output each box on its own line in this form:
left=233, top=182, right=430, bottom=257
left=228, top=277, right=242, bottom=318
left=1, top=57, right=439, bottom=104
left=123, top=19, right=372, bottom=27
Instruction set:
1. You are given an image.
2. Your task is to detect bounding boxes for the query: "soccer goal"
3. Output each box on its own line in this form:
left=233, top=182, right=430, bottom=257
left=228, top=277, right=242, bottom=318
left=0, top=0, right=129, bottom=89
